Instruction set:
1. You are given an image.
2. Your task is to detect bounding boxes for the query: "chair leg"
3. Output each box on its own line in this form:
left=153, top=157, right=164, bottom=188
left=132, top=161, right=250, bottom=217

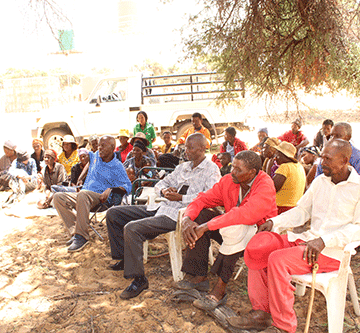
left=295, top=283, right=306, bottom=297
left=209, top=242, right=214, bottom=266
left=89, top=224, right=104, bottom=241
left=234, top=262, right=245, bottom=280
left=166, top=231, right=184, bottom=282
left=143, top=240, right=148, bottom=264
left=348, top=272, right=360, bottom=316
left=325, top=278, right=348, bottom=333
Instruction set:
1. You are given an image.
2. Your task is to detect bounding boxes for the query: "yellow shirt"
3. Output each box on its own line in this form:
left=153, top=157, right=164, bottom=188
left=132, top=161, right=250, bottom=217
left=160, top=142, right=176, bottom=154
left=275, top=162, right=306, bottom=207
left=177, top=126, right=212, bottom=149
left=58, top=150, right=79, bottom=176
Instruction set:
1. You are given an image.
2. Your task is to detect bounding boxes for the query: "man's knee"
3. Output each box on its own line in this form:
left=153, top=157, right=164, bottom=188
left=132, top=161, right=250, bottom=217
left=106, top=206, right=121, bottom=225
left=53, top=192, right=65, bottom=206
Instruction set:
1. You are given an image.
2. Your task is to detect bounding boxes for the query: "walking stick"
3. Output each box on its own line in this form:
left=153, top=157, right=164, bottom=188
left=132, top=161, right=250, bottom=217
left=304, top=262, right=319, bottom=333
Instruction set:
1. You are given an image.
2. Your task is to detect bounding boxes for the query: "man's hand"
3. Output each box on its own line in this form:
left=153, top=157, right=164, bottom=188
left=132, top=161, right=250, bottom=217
left=300, top=237, right=325, bottom=265
left=162, top=187, right=182, bottom=201
left=194, top=223, right=208, bottom=241
left=257, top=220, right=274, bottom=233
left=99, top=188, right=112, bottom=203
left=182, top=216, right=199, bottom=249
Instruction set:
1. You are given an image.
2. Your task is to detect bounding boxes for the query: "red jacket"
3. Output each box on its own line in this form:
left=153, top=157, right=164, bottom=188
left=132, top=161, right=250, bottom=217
left=212, top=137, right=248, bottom=168
left=185, top=171, right=277, bottom=230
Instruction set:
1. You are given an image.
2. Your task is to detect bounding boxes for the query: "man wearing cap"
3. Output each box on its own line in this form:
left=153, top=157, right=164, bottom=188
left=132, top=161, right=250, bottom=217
left=88, top=135, right=99, bottom=153
left=278, top=118, right=309, bottom=153
left=301, top=146, right=320, bottom=189
left=250, top=128, right=268, bottom=153
left=272, top=142, right=306, bottom=215
left=0, top=140, right=17, bottom=191
left=316, top=121, right=360, bottom=176
left=228, top=139, right=360, bottom=333
left=174, top=150, right=277, bottom=311
left=176, top=113, right=212, bottom=149
left=106, top=133, right=221, bottom=299
left=53, top=136, right=132, bottom=252
left=261, top=137, right=281, bottom=176
left=115, top=129, right=133, bottom=163
left=37, top=150, right=67, bottom=209
left=3, top=150, right=37, bottom=207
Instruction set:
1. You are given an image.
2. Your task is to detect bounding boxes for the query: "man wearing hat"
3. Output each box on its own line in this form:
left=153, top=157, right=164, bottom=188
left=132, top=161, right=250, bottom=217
left=3, top=150, right=37, bottom=207
left=0, top=140, right=17, bottom=191
left=250, top=128, right=269, bottom=153
left=272, top=142, right=306, bottom=215
left=228, top=139, right=360, bottom=333
left=88, top=135, right=99, bottom=153
left=175, top=150, right=277, bottom=311
left=115, top=129, right=133, bottom=163
left=278, top=118, right=309, bottom=153
left=53, top=136, right=132, bottom=252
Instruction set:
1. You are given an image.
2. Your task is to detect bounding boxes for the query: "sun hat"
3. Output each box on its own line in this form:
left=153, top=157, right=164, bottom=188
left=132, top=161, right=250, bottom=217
left=292, top=118, right=302, bottom=128
left=303, top=146, right=320, bottom=157
left=62, top=135, right=77, bottom=144
left=3, top=140, right=16, bottom=151
left=244, top=231, right=285, bottom=270
left=264, top=137, right=281, bottom=148
left=89, top=135, right=98, bottom=142
left=274, top=142, right=297, bottom=162
left=16, top=150, right=30, bottom=162
left=118, top=129, right=130, bottom=138
left=130, top=132, right=149, bottom=147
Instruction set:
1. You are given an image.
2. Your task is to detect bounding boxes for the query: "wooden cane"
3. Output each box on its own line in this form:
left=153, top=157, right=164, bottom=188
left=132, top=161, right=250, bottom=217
left=304, top=262, right=319, bottom=333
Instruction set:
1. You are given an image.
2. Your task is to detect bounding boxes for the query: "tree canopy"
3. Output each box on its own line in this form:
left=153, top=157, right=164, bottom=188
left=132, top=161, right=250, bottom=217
left=182, top=0, right=360, bottom=98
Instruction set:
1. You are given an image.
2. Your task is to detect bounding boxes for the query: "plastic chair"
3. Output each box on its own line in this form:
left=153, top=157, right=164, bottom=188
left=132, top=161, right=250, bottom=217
left=291, top=241, right=360, bottom=333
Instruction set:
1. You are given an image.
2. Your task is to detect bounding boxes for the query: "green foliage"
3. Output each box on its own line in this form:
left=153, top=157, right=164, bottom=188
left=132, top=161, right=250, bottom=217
left=182, top=0, right=360, bottom=98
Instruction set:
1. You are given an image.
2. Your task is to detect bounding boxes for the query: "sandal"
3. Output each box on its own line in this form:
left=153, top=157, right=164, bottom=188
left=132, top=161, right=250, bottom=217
left=193, top=293, right=227, bottom=311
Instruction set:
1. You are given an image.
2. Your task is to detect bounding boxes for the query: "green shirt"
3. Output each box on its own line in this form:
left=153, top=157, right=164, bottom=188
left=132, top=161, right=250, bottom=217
left=134, top=122, right=156, bottom=148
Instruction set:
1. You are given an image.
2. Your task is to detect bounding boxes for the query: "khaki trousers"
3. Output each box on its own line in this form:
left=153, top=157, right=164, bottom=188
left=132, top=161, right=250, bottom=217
left=53, top=190, right=101, bottom=240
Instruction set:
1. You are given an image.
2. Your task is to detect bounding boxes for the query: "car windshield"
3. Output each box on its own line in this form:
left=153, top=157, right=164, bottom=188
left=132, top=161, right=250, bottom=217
left=90, top=79, right=127, bottom=103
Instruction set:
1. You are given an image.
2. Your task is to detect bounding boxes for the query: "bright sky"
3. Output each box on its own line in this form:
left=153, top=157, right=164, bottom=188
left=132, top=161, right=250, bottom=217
left=0, top=0, right=200, bottom=73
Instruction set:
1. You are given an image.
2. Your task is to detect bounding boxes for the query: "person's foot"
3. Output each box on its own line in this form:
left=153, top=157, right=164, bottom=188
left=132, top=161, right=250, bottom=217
left=67, top=234, right=89, bottom=252
left=120, top=276, right=149, bottom=299
left=193, top=293, right=227, bottom=311
left=227, top=310, right=272, bottom=330
left=66, top=235, right=76, bottom=246
left=2, top=193, right=17, bottom=208
left=109, top=260, right=124, bottom=271
left=173, top=277, right=209, bottom=291
left=259, top=326, right=289, bottom=333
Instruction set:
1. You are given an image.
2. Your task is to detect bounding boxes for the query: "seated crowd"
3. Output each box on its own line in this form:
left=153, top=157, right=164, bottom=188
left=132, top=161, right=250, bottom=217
left=1, top=115, right=360, bottom=333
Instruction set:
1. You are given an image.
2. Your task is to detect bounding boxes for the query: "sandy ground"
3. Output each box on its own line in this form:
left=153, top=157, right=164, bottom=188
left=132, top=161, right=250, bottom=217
left=0, top=189, right=360, bottom=333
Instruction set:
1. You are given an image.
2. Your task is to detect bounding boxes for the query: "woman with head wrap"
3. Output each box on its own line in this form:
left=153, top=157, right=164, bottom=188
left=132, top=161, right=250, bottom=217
left=37, top=150, right=67, bottom=209
left=31, top=138, right=44, bottom=173
left=2, top=150, right=38, bottom=207
left=123, top=140, right=154, bottom=182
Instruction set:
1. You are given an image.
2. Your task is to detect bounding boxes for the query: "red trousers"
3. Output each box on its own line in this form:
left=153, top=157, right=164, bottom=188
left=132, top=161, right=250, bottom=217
left=247, top=233, right=340, bottom=333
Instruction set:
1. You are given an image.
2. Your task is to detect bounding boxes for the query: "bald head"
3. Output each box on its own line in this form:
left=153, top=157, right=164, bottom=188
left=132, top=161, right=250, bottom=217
left=99, top=135, right=116, bottom=162
left=331, top=122, right=352, bottom=141
left=184, top=133, right=207, bottom=163
left=325, top=138, right=352, bottom=160
left=186, top=133, right=207, bottom=150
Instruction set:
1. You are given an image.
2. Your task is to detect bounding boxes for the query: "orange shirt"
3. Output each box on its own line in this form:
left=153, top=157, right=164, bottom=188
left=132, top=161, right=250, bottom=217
left=177, top=126, right=212, bottom=148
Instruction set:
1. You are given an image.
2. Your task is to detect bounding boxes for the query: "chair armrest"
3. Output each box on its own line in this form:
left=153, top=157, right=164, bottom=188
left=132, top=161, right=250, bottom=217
left=344, top=241, right=360, bottom=254
left=176, top=207, right=187, bottom=233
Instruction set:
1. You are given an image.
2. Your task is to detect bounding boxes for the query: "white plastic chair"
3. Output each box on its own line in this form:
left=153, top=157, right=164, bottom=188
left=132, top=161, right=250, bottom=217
left=291, top=241, right=360, bottom=333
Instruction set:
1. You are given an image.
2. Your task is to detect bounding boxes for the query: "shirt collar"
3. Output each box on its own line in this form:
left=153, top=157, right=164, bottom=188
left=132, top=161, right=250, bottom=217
left=186, top=157, right=208, bottom=171
left=323, top=166, right=360, bottom=185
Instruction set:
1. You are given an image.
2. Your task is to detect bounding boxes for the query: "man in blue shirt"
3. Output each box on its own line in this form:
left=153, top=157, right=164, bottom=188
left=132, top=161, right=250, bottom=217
left=53, top=136, right=132, bottom=252
left=316, top=122, right=360, bottom=176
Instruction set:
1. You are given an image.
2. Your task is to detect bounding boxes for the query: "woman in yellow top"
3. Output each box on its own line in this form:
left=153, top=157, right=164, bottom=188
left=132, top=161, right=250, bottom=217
left=272, top=141, right=306, bottom=215
left=160, top=131, right=176, bottom=154
left=58, top=135, right=79, bottom=179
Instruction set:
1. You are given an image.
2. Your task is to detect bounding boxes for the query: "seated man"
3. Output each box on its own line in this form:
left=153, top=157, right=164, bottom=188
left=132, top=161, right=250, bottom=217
left=278, top=118, right=309, bottom=154
left=106, top=133, right=221, bottom=299
left=0, top=140, right=17, bottom=191
left=316, top=121, right=360, bottom=176
left=228, top=139, right=360, bottom=333
left=175, top=150, right=277, bottom=310
left=313, top=119, right=333, bottom=151
left=176, top=112, right=212, bottom=149
left=53, top=136, right=132, bottom=253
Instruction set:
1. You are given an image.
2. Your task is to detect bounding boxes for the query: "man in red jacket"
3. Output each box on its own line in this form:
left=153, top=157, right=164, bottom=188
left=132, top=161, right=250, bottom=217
left=175, top=150, right=277, bottom=310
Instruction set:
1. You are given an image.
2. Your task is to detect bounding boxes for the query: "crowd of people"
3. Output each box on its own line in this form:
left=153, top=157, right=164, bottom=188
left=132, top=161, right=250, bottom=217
left=1, top=112, right=360, bottom=333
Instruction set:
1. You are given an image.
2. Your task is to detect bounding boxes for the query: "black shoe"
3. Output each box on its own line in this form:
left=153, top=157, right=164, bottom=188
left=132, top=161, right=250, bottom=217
left=120, top=277, right=149, bottom=299
left=68, top=234, right=89, bottom=252
left=109, top=260, right=124, bottom=271
left=66, top=235, right=76, bottom=246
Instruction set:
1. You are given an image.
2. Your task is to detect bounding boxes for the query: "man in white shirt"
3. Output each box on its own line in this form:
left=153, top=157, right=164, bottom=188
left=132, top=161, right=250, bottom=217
left=228, top=139, right=360, bottom=333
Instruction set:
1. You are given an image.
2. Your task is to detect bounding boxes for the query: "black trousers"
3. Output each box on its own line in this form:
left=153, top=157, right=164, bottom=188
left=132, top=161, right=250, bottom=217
left=106, top=205, right=176, bottom=279
left=181, top=208, right=242, bottom=284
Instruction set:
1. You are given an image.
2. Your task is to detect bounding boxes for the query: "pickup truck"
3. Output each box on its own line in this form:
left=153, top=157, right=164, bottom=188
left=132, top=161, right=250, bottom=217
left=34, top=72, right=248, bottom=151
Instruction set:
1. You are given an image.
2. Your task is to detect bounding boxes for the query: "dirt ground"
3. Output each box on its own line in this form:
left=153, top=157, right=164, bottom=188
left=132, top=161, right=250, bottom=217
left=0, top=190, right=360, bottom=333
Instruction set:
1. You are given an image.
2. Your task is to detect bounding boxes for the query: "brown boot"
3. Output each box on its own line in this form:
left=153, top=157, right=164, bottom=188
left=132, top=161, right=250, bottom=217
left=227, top=310, right=272, bottom=330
